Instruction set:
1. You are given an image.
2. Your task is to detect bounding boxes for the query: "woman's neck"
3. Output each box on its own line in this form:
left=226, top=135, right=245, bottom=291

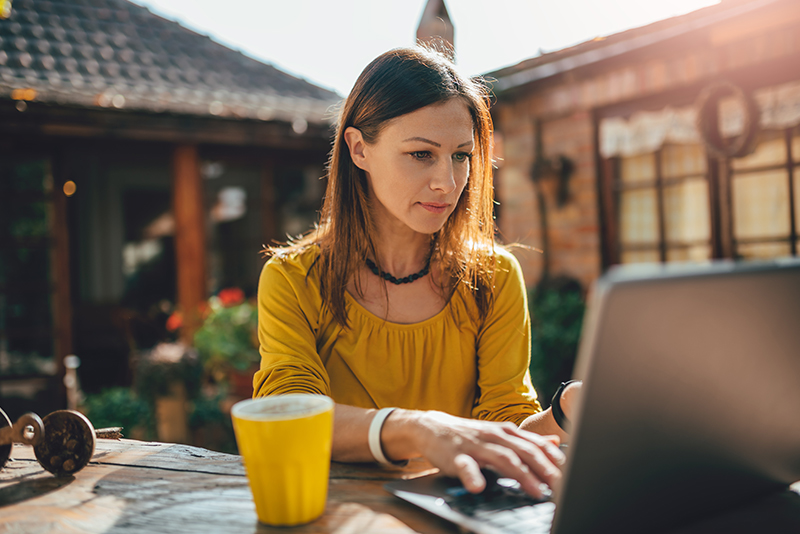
left=369, top=230, right=433, bottom=278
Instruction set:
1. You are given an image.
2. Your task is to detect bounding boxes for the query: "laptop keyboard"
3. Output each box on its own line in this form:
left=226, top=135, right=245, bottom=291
left=443, top=477, right=556, bottom=534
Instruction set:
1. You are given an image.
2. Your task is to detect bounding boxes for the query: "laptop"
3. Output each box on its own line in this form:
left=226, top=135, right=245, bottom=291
left=386, top=259, right=800, bottom=534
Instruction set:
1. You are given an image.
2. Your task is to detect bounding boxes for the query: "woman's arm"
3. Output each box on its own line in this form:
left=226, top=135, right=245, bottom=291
left=254, top=253, right=332, bottom=398
left=471, top=251, right=584, bottom=443
left=333, top=403, right=566, bottom=499
left=519, top=381, right=583, bottom=443
left=469, top=251, right=542, bottom=424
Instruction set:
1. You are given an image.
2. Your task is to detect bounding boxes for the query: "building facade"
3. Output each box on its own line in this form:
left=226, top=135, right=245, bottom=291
left=490, top=0, right=800, bottom=291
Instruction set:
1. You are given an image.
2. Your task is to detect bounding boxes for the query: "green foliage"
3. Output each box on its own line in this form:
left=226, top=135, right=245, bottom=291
left=188, top=390, right=238, bottom=454
left=134, top=343, right=203, bottom=405
left=188, top=390, right=228, bottom=428
left=528, top=279, right=586, bottom=407
left=82, top=387, right=153, bottom=438
left=193, top=297, right=259, bottom=376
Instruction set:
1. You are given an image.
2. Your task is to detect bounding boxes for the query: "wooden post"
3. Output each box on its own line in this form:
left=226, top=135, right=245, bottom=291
left=172, top=145, right=207, bottom=344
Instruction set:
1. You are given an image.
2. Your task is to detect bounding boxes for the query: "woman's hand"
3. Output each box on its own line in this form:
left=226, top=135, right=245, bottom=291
left=384, top=410, right=565, bottom=499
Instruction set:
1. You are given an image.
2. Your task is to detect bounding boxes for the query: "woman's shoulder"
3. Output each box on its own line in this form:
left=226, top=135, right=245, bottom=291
left=493, top=245, right=521, bottom=267
left=489, top=246, right=528, bottom=297
left=492, top=245, right=524, bottom=277
left=452, top=244, right=524, bottom=299
left=262, top=244, right=322, bottom=280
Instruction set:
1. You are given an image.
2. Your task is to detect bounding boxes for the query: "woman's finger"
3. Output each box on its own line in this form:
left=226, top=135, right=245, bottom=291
left=531, top=434, right=566, bottom=467
left=501, top=425, right=566, bottom=466
left=453, top=453, right=485, bottom=493
left=508, top=436, right=562, bottom=493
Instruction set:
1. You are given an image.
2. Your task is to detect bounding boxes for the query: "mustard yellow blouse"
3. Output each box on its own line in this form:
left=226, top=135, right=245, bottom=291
left=253, top=246, right=541, bottom=425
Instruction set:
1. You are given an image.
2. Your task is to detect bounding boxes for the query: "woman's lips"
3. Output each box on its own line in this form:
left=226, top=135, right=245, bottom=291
left=419, top=202, right=449, bottom=214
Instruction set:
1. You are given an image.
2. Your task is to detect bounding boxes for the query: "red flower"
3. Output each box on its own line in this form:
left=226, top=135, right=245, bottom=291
left=166, top=311, right=183, bottom=332
left=218, top=287, right=245, bottom=307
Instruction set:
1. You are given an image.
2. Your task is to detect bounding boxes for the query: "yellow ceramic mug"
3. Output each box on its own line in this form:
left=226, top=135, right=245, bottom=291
left=231, top=394, right=334, bottom=526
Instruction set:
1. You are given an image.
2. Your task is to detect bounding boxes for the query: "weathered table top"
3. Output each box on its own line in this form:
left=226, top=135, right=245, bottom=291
left=1, top=439, right=799, bottom=533
left=0, top=438, right=453, bottom=533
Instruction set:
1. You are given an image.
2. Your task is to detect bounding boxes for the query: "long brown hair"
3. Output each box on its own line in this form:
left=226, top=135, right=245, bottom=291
left=269, top=45, right=497, bottom=327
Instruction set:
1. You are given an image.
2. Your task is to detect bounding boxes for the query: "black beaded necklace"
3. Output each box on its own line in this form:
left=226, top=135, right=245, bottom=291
left=365, top=256, right=431, bottom=285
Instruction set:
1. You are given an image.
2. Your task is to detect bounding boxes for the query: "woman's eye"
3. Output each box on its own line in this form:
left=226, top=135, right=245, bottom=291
left=453, top=152, right=473, bottom=163
left=411, top=151, right=431, bottom=160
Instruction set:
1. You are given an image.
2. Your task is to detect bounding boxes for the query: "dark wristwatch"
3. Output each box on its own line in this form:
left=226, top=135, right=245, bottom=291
left=551, top=380, right=579, bottom=433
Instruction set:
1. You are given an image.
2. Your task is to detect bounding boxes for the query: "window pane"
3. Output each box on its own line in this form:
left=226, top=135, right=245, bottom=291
left=666, top=245, right=711, bottom=262
left=621, top=249, right=660, bottom=264
left=664, top=179, right=710, bottom=242
left=620, top=188, right=659, bottom=244
left=736, top=241, right=791, bottom=260
left=795, top=168, right=800, bottom=235
left=732, top=170, right=790, bottom=239
left=793, top=129, right=800, bottom=163
left=661, top=144, right=706, bottom=179
left=620, top=153, right=656, bottom=184
left=731, top=132, right=786, bottom=170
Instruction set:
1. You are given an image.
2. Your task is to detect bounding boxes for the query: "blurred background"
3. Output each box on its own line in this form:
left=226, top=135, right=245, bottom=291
left=1, top=0, right=798, bottom=452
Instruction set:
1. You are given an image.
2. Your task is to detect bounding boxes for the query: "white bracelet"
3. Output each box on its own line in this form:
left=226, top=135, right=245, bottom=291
left=368, top=407, right=397, bottom=465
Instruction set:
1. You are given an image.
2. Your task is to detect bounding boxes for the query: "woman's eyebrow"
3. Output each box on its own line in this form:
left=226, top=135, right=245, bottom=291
left=402, top=137, right=473, bottom=148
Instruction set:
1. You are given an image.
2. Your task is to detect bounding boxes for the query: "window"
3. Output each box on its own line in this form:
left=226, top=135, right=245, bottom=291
left=616, top=143, right=712, bottom=264
left=0, top=157, right=63, bottom=382
left=729, top=128, right=799, bottom=259
left=604, top=127, right=799, bottom=267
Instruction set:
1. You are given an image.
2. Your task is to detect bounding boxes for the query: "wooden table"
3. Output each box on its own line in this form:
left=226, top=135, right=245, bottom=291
left=1, top=439, right=799, bottom=533
left=0, top=438, right=453, bottom=533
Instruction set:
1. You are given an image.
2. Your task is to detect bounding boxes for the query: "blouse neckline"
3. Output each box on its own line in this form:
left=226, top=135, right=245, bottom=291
left=343, top=289, right=452, bottom=329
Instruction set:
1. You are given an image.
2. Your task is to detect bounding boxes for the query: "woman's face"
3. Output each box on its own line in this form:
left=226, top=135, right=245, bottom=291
left=345, top=98, right=474, bottom=237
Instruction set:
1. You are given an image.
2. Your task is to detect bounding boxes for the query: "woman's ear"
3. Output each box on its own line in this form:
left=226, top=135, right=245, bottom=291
left=344, top=127, right=369, bottom=171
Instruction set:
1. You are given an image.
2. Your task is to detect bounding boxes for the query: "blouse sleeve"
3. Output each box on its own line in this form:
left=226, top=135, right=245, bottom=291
left=471, top=249, right=542, bottom=425
left=252, top=252, right=332, bottom=398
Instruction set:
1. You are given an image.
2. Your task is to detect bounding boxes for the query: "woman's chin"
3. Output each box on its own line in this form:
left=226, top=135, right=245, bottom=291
left=409, top=219, right=448, bottom=236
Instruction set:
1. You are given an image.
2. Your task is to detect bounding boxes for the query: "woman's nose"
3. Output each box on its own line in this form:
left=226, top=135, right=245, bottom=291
left=430, top=161, right=457, bottom=194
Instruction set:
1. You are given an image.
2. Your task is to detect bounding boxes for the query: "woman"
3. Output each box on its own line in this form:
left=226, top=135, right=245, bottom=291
left=254, top=46, right=580, bottom=498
